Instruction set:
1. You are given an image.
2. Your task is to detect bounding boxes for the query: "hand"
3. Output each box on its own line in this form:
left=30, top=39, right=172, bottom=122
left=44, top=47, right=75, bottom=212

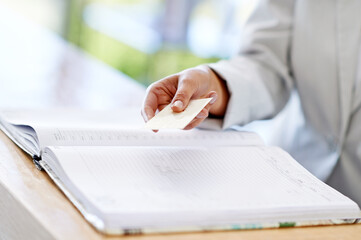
left=141, top=65, right=229, bottom=130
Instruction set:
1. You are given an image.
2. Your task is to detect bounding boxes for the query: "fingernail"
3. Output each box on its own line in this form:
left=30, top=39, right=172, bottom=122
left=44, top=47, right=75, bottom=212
left=173, top=100, right=183, bottom=109
left=210, top=95, right=217, bottom=104
left=196, top=112, right=207, bottom=119
left=146, top=113, right=151, bottom=122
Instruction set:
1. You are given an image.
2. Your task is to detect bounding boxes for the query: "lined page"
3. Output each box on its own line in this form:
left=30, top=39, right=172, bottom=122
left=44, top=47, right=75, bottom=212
left=0, top=109, right=264, bottom=148
left=44, top=146, right=359, bottom=227
left=37, top=128, right=263, bottom=148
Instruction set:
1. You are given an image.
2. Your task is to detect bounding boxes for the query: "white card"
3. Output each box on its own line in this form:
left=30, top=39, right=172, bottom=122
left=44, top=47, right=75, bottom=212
left=144, top=98, right=212, bottom=129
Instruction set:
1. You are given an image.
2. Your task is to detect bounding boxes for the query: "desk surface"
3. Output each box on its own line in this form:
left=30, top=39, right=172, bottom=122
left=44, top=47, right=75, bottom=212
left=1, top=4, right=361, bottom=240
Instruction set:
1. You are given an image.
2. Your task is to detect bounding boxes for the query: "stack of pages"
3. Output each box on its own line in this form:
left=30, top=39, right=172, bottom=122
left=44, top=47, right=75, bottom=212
left=0, top=109, right=359, bottom=235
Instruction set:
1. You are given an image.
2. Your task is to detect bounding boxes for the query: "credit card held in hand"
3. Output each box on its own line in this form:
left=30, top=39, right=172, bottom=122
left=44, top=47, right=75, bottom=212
left=144, top=98, right=212, bottom=130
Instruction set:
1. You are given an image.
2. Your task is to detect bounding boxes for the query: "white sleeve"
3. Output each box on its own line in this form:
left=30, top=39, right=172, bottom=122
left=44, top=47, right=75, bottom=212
left=205, top=0, right=295, bottom=130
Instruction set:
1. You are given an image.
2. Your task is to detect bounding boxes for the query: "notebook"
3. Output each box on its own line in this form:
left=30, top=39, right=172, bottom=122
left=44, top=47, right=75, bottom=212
left=0, top=109, right=360, bottom=235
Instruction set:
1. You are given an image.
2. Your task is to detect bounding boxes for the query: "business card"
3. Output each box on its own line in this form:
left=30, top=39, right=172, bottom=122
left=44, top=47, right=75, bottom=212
left=144, top=98, right=212, bottom=130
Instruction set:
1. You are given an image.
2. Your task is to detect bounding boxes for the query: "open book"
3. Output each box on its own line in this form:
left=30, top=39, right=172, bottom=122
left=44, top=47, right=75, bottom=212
left=0, top=109, right=360, bottom=235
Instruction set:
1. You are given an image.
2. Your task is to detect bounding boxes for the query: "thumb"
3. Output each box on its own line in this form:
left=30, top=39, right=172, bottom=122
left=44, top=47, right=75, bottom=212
left=171, top=78, right=195, bottom=112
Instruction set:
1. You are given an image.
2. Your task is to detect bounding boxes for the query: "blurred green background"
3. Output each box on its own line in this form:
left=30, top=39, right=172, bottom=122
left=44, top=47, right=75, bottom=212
left=1, top=0, right=255, bottom=86
left=67, top=0, right=222, bottom=86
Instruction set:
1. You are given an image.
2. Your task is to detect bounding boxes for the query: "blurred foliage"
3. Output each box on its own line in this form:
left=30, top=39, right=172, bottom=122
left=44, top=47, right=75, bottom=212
left=67, top=0, right=219, bottom=86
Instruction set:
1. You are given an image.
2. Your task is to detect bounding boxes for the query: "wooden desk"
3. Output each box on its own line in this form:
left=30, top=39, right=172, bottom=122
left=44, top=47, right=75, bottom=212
left=0, top=5, right=361, bottom=240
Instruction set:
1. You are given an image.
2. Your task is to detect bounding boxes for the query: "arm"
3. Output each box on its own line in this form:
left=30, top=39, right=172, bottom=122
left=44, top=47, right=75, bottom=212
left=208, top=0, right=295, bottom=129
left=142, top=0, right=295, bottom=130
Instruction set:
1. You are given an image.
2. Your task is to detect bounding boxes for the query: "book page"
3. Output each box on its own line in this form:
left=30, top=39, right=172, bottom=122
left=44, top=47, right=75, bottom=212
left=0, top=108, right=144, bottom=155
left=43, top=146, right=360, bottom=228
left=0, top=109, right=264, bottom=150
left=37, top=127, right=264, bottom=148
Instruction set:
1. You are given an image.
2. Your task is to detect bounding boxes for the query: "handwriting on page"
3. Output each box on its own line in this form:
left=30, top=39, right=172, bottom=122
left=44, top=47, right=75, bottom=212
left=144, top=98, right=212, bottom=130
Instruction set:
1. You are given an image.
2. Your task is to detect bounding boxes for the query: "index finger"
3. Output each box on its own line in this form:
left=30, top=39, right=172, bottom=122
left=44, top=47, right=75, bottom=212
left=141, top=89, right=158, bottom=123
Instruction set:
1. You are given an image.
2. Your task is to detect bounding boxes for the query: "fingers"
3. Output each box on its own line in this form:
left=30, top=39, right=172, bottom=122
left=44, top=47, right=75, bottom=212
left=195, top=91, right=217, bottom=119
left=183, top=91, right=218, bottom=130
left=142, top=67, right=219, bottom=132
left=141, top=75, right=178, bottom=123
left=141, top=90, right=158, bottom=123
left=202, top=91, right=218, bottom=112
left=171, top=75, right=197, bottom=113
left=183, top=108, right=209, bottom=130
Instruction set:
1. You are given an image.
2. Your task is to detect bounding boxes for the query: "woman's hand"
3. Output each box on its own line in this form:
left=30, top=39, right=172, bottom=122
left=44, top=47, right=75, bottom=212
left=141, top=65, right=229, bottom=130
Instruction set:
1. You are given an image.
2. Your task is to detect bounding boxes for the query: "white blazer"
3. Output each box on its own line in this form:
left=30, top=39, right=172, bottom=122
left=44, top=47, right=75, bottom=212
left=208, top=0, right=361, bottom=204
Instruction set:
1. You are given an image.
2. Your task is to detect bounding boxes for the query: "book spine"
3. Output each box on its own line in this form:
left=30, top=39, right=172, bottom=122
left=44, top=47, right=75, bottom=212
left=109, top=219, right=360, bottom=235
left=32, top=156, right=43, bottom=171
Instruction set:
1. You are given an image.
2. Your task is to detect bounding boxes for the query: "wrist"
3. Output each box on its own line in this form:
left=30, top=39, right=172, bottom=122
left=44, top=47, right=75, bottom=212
left=206, top=66, right=229, bottom=117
